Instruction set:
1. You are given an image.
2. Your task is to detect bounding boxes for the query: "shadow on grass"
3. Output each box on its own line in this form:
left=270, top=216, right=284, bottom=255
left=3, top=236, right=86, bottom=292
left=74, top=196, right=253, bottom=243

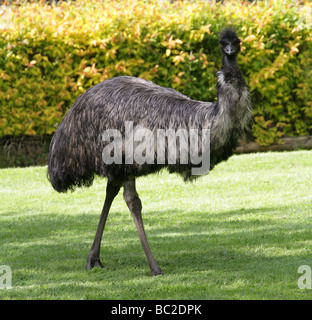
left=2, top=204, right=310, bottom=280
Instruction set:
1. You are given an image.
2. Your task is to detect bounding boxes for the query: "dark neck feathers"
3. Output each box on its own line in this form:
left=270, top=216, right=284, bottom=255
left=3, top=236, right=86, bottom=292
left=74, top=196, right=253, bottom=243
left=221, top=54, right=246, bottom=87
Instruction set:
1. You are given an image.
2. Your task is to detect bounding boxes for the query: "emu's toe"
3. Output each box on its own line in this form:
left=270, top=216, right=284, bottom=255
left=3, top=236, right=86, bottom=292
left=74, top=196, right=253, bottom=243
left=86, top=258, right=105, bottom=270
left=150, top=268, right=163, bottom=276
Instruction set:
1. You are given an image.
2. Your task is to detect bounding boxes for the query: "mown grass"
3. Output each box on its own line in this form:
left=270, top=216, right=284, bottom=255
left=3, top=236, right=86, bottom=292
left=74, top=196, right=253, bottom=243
left=0, top=151, right=311, bottom=300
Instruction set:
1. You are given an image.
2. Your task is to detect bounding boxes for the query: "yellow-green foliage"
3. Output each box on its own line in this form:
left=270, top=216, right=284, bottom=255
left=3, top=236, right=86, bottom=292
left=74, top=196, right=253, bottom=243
left=0, top=0, right=311, bottom=146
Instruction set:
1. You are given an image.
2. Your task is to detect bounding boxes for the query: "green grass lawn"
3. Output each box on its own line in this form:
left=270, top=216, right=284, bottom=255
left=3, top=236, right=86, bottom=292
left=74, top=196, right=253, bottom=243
left=0, top=150, right=311, bottom=300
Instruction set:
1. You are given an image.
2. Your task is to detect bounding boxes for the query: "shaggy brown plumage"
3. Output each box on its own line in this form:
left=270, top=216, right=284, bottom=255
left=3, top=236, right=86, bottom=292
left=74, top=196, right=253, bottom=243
left=47, top=28, right=252, bottom=275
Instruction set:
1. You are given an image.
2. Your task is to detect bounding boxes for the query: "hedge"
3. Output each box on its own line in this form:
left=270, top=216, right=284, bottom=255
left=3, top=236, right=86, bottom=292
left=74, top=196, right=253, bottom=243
left=0, top=0, right=311, bottom=146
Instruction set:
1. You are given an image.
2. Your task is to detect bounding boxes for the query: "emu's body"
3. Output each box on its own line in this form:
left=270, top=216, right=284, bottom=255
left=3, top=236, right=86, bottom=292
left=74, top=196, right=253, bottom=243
left=48, top=29, right=252, bottom=275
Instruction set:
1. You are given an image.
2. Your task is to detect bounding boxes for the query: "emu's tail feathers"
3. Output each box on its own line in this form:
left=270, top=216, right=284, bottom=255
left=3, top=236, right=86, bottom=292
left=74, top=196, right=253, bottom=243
left=47, top=129, right=95, bottom=193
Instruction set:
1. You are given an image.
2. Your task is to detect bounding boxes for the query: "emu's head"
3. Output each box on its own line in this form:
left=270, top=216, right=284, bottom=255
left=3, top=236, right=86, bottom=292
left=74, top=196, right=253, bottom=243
left=219, top=29, right=241, bottom=58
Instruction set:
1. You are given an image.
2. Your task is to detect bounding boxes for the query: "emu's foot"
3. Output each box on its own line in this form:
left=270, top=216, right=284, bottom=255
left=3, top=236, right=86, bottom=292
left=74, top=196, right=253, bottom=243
left=86, top=257, right=105, bottom=270
left=150, top=267, right=163, bottom=276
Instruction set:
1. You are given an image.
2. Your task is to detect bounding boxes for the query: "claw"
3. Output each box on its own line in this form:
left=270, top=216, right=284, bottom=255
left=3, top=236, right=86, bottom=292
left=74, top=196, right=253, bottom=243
left=86, top=258, right=105, bottom=270
left=150, top=268, right=163, bottom=276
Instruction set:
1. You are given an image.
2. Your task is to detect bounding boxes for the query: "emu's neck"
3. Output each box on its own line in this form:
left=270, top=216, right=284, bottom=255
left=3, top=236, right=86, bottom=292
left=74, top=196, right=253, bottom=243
left=220, top=55, right=246, bottom=88
left=211, top=54, right=252, bottom=150
left=222, top=54, right=238, bottom=69
left=216, top=54, right=247, bottom=114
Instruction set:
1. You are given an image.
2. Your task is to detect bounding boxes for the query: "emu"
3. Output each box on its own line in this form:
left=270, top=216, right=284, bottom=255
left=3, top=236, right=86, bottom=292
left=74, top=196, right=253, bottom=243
left=48, top=28, right=252, bottom=276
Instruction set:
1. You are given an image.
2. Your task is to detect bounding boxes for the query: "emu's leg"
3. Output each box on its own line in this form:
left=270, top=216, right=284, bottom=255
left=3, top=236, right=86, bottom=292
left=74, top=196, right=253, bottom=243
left=123, top=179, right=162, bottom=276
left=86, top=180, right=121, bottom=270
